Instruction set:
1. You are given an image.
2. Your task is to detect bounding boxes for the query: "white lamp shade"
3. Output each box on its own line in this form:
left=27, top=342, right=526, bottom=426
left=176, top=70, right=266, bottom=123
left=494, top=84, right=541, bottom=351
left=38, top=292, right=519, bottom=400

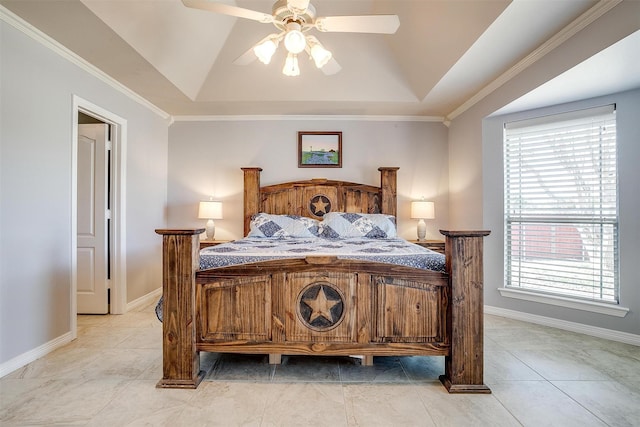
left=311, top=43, right=332, bottom=68
left=253, top=38, right=278, bottom=64
left=306, top=35, right=332, bottom=69
left=198, top=201, right=223, bottom=219
left=282, top=53, right=300, bottom=76
left=411, top=201, right=435, bottom=219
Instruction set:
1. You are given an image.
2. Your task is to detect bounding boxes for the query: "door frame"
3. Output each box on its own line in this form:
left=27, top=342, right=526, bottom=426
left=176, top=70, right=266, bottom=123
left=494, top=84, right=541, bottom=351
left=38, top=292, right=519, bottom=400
left=71, top=95, right=127, bottom=338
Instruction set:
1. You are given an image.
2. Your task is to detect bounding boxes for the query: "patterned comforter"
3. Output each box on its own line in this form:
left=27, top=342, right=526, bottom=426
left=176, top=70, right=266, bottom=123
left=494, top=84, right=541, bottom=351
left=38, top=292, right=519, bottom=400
left=156, top=237, right=444, bottom=322
left=199, top=237, right=445, bottom=273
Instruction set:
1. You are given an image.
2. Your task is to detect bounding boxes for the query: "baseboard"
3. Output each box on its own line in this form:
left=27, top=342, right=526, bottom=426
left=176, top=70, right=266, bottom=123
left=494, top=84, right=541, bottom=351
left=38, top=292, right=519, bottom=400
left=484, top=305, right=640, bottom=346
left=0, top=332, right=73, bottom=378
left=126, top=287, right=162, bottom=312
left=1, top=288, right=162, bottom=378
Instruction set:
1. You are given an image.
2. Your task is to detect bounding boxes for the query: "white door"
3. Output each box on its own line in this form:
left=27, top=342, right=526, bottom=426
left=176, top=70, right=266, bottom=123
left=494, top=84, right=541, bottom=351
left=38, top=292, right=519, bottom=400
left=77, top=123, right=110, bottom=314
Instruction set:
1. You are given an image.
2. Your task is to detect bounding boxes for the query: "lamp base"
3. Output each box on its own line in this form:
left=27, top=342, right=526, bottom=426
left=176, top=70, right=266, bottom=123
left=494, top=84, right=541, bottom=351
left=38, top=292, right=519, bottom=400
left=416, top=219, right=426, bottom=241
left=205, top=219, right=216, bottom=240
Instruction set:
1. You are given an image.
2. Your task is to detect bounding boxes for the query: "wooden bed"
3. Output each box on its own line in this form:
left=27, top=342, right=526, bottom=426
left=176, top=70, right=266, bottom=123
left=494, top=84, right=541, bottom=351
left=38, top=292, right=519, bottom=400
left=156, top=167, right=490, bottom=393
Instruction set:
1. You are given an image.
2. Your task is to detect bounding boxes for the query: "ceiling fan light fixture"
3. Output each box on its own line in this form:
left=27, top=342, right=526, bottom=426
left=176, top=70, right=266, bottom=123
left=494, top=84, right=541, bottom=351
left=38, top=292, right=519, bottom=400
left=311, top=44, right=331, bottom=68
left=253, top=37, right=279, bottom=64
left=182, top=0, right=401, bottom=77
left=307, top=36, right=331, bottom=68
left=282, top=53, right=300, bottom=77
left=283, top=22, right=306, bottom=54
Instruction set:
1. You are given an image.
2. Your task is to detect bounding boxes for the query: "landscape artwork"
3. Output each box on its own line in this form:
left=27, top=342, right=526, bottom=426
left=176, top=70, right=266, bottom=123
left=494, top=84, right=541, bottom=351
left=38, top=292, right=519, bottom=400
left=298, top=131, right=342, bottom=168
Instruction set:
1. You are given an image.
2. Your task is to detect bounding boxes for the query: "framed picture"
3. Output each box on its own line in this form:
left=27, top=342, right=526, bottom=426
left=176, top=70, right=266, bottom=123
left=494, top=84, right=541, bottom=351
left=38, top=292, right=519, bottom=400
left=298, top=131, right=342, bottom=168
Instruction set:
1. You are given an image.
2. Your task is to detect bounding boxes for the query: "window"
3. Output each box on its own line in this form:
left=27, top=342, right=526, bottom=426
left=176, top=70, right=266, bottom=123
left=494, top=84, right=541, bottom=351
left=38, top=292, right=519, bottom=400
left=504, top=105, right=618, bottom=303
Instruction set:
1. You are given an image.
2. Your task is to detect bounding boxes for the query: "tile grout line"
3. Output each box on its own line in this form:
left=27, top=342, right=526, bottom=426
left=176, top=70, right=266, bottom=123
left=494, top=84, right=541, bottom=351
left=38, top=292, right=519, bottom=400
left=489, top=326, right=623, bottom=427
left=547, top=379, right=615, bottom=427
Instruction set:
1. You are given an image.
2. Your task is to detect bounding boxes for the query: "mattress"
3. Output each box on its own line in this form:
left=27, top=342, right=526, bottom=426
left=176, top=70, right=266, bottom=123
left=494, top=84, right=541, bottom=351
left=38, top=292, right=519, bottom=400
left=156, top=237, right=444, bottom=322
left=199, top=237, right=445, bottom=273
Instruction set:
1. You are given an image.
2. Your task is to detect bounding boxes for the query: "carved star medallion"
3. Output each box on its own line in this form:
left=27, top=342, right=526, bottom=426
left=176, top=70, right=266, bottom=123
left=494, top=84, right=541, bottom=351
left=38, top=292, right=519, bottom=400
left=304, top=285, right=339, bottom=323
left=309, top=194, right=332, bottom=217
left=297, top=282, right=344, bottom=331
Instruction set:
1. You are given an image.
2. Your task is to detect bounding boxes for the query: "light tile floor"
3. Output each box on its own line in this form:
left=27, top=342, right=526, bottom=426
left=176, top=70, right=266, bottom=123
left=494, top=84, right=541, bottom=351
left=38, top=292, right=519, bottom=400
left=1, top=302, right=639, bottom=426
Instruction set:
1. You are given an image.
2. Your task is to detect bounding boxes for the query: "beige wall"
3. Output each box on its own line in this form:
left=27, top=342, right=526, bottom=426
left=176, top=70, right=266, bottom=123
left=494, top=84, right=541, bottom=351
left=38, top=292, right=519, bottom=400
left=448, top=0, right=640, bottom=229
left=167, top=120, right=449, bottom=242
left=0, top=20, right=169, bottom=365
left=448, top=1, right=640, bottom=335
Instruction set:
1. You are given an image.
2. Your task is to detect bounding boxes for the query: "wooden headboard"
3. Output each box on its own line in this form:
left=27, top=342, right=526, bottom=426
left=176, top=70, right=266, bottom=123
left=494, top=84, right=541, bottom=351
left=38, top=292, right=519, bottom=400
left=242, top=167, right=399, bottom=236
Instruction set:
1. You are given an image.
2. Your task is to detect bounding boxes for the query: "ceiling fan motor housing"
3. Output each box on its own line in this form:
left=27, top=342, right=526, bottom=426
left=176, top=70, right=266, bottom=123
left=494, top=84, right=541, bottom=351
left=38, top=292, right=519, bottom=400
left=272, top=0, right=316, bottom=29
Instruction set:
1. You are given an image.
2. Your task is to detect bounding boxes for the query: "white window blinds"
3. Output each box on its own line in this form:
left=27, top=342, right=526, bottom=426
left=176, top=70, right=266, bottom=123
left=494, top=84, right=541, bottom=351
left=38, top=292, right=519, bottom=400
left=503, top=104, right=618, bottom=303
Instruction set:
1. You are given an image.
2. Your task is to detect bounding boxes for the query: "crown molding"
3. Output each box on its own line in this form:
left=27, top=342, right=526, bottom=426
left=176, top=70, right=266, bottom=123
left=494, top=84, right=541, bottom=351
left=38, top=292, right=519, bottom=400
left=446, top=0, right=623, bottom=122
left=0, top=6, right=170, bottom=120
left=173, top=114, right=444, bottom=123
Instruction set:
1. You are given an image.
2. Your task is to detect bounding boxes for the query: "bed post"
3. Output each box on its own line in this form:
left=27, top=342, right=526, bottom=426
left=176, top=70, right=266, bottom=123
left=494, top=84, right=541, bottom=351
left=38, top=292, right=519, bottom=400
left=242, top=167, right=263, bottom=237
left=378, top=167, right=399, bottom=216
left=439, top=230, right=492, bottom=393
left=155, top=228, right=205, bottom=389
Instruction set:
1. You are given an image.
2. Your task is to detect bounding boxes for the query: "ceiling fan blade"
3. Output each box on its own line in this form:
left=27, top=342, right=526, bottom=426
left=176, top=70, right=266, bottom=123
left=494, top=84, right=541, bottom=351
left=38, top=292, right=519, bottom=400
left=182, top=0, right=273, bottom=23
left=315, top=15, right=400, bottom=34
left=321, top=57, right=341, bottom=75
left=233, top=47, right=257, bottom=66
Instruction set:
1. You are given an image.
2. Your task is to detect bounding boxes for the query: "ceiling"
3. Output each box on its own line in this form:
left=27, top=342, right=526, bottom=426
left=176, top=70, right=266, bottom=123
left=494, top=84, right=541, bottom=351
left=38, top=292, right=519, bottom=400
left=2, top=0, right=638, bottom=118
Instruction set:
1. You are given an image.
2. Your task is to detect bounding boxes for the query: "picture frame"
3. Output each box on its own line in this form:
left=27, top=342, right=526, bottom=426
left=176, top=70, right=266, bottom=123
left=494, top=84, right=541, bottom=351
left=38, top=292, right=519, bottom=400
left=298, top=131, right=342, bottom=168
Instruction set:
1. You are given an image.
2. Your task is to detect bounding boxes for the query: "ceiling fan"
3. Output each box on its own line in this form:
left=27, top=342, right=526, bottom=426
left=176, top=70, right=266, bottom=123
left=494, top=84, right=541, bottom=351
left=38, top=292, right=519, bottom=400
left=182, top=0, right=400, bottom=76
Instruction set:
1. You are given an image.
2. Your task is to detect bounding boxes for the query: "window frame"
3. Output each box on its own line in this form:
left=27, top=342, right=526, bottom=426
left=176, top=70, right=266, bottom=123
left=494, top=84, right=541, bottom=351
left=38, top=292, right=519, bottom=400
left=501, top=104, right=621, bottom=309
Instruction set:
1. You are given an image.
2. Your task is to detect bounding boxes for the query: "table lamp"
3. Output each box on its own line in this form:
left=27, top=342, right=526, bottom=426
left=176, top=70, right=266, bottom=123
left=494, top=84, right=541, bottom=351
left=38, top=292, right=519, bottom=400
left=198, top=200, right=223, bottom=240
left=410, top=200, right=435, bottom=241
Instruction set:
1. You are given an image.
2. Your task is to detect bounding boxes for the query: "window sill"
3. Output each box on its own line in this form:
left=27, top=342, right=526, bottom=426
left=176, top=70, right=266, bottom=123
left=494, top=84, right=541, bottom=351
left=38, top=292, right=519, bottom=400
left=497, top=287, right=629, bottom=318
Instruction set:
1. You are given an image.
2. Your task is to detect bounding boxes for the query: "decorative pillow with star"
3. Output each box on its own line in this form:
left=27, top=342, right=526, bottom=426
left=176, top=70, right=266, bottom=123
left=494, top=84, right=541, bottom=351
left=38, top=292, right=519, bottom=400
left=248, top=213, right=321, bottom=238
left=319, top=212, right=397, bottom=239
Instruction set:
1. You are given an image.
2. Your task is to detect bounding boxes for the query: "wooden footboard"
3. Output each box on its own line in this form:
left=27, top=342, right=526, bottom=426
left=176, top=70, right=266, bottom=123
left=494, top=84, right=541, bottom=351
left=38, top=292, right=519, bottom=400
left=155, top=228, right=490, bottom=393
